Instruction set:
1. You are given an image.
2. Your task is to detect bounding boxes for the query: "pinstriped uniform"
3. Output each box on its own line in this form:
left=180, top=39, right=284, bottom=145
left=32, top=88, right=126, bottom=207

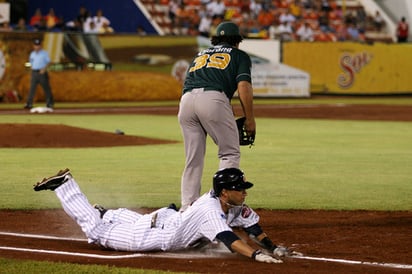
left=55, top=177, right=260, bottom=252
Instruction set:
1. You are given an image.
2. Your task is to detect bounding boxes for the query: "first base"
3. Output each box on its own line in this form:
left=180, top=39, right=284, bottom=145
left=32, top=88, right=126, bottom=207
left=30, top=107, right=54, bottom=114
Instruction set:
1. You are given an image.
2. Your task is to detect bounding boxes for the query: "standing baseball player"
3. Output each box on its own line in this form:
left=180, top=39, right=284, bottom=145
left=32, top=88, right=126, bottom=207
left=178, top=21, right=255, bottom=211
left=33, top=168, right=293, bottom=263
left=24, top=38, right=54, bottom=110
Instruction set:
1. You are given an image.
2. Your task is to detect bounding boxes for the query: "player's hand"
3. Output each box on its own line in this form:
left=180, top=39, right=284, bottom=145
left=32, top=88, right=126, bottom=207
left=273, top=246, right=289, bottom=257
left=253, top=250, right=282, bottom=263
left=273, top=246, right=303, bottom=257
left=244, top=117, right=256, bottom=137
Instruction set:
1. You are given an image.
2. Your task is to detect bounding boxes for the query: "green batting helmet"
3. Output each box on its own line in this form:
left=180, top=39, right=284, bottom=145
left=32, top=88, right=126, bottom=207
left=215, top=21, right=240, bottom=36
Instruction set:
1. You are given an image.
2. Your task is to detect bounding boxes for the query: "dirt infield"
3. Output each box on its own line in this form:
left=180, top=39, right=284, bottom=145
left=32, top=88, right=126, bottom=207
left=1, top=103, right=411, bottom=273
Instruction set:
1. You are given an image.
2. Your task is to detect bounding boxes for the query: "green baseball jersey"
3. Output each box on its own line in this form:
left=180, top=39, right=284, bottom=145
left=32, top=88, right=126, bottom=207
left=182, top=43, right=252, bottom=100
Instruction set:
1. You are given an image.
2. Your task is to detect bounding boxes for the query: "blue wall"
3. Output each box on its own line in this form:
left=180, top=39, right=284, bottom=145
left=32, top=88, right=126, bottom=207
left=27, top=0, right=156, bottom=33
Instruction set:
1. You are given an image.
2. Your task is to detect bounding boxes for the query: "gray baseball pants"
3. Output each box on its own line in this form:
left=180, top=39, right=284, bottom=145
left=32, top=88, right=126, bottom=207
left=178, top=88, right=240, bottom=209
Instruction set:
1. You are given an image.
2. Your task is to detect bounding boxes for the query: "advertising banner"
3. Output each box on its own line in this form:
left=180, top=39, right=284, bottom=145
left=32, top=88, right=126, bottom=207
left=283, top=42, right=412, bottom=94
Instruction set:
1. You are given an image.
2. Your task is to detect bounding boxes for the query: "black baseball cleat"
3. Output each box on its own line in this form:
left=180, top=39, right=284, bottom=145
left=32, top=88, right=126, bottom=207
left=93, top=204, right=107, bottom=218
left=33, top=168, right=71, bottom=191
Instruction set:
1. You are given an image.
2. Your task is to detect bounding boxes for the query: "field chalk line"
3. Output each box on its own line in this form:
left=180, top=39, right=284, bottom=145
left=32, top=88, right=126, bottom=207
left=291, top=255, right=412, bottom=270
left=1, top=231, right=411, bottom=269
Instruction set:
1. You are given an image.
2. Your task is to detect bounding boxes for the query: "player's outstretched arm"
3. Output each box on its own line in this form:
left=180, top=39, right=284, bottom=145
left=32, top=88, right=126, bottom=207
left=231, top=239, right=282, bottom=263
left=215, top=231, right=281, bottom=263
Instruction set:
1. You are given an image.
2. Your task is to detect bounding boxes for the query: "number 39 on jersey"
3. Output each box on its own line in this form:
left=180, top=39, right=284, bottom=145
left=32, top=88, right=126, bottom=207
left=189, top=53, right=231, bottom=72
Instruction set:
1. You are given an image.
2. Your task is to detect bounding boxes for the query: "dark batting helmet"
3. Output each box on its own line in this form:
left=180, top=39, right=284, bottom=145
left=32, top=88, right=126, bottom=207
left=213, top=168, right=253, bottom=196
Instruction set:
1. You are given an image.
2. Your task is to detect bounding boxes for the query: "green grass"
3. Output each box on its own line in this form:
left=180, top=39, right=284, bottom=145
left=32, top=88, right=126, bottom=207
left=1, top=114, right=411, bottom=211
left=0, top=257, right=189, bottom=274
left=0, top=103, right=411, bottom=273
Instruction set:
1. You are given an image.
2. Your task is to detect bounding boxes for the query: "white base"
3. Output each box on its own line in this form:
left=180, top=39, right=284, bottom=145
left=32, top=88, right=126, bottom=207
left=30, top=107, right=54, bottom=113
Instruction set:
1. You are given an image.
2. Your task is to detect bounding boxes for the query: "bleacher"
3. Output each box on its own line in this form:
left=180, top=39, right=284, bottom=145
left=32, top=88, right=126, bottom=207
left=138, top=0, right=393, bottom=42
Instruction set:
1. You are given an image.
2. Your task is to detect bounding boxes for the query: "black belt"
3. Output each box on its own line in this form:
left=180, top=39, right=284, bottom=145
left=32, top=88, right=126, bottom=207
left=32, top=69, right=40, bottom=72
left=203, top=87, right=223, bottom=92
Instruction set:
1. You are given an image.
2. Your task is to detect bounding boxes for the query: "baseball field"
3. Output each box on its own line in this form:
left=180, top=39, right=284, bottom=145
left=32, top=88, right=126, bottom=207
left=0, top=97, right=411, bottom=273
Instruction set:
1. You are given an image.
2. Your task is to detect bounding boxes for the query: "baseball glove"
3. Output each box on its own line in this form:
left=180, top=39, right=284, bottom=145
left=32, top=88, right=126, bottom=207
left=236, top=117, right=255, bottom=147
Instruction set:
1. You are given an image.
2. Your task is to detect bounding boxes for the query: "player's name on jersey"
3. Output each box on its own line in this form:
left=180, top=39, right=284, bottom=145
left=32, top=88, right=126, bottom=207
left=200, top=46, right=233, bottom=55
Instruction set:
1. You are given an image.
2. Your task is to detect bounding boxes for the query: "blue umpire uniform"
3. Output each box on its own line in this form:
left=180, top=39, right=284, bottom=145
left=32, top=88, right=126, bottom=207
left=24, top=39, right=54, bottom=109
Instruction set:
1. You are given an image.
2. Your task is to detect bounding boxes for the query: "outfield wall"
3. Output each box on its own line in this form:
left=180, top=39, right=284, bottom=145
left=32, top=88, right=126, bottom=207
left=1, top=33, right=411, bottom=101
left=283, top=42, right=412, bottom=94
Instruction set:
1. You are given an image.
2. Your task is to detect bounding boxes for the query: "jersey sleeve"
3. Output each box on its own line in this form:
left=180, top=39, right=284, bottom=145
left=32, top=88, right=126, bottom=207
left=199, top=210, right=233, bottom=241
left=236, top=50, right=252, bottom=83
left=228, top=205, right=260, bottom=228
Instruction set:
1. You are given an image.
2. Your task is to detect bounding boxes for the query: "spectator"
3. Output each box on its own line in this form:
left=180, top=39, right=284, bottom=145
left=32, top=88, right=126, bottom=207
left=239, top=19, right=251, bottom=38
left=188, top=8, right=201, bottom=36
left=279, top=10, right=296, bottom=26
left=344, top=10, right=356, bottom=25
left=198, top=3, right=208, bottom=18
left=24, top=39, right=54, bottom=110
left=354, top=6, right=367, bottom=32
left=30, top=8, right=43, bottom=28
left=396, top=16, right=409, bottom=43
left=318, top=10, right=333, bottom=33
left=257, top=8, right=274, bottom=30
left=346, top=22, right=361, bottom=41
left=295, top=21, right=314, bottom=41
left=168, top=0, right=179, bottom=29
left=92, top=9, right=111, bottom=31
left=289, top=0, right=303, bottom=20
left=250, top=0, right=263, bottom=20
left=76, top=6, right=90, bottom=31
left=99, top=22, right=114, bottom=34
left=249, top=0, right=262, bottom=20
left=239, top=0, right=251, bottom=17
left=320, top=0, right=331, bottom=12
left=335, top=23, right=349, bottom=41
left=206, top=0, right=226, bottom=18
left=208, top=14, right=223, bottom=36
left=268, top=21, right=279, bottom=39
left=301, top=0, right=315, bottom=9
left=373, top=11, right=384, bottom=32
left=35, top=18, right=48, bottom=32
left=174, top=4, right=191, bottom=35
left=0, top=22, right=13, bottom=32
left=84, top=20, right=99, bottom=34
left=13, top=18, right=29, bottom=31
left=314, top=30, right=336, bottom=42
left=136, top=25, right=147, bottom=35
left=198, top=13, right=212, bottom=37
left=65, top=18, right=82, bottom=32
left=247, top=19, right=265, bottom=38
left=44, top=8, right=59, bottom=30
left=277, top=21, right=294, bottom=41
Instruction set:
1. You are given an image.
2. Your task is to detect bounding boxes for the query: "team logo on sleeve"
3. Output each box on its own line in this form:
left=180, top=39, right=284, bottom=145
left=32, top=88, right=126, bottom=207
left=241, top=205, right=252, bottom=218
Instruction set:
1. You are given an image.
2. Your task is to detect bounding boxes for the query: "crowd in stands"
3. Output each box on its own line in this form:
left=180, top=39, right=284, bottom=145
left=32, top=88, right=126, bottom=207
left=164, top=0, right=393, bottom=42
left=0, top=0, right=405, bottom=43
left=0, top=6, right=114, bottom=34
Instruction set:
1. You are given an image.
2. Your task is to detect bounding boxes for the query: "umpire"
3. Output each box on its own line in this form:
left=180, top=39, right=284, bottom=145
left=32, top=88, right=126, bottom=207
left=178, top=21, right=256, bottom=211
left=24, top=38, right=54, bottom=110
